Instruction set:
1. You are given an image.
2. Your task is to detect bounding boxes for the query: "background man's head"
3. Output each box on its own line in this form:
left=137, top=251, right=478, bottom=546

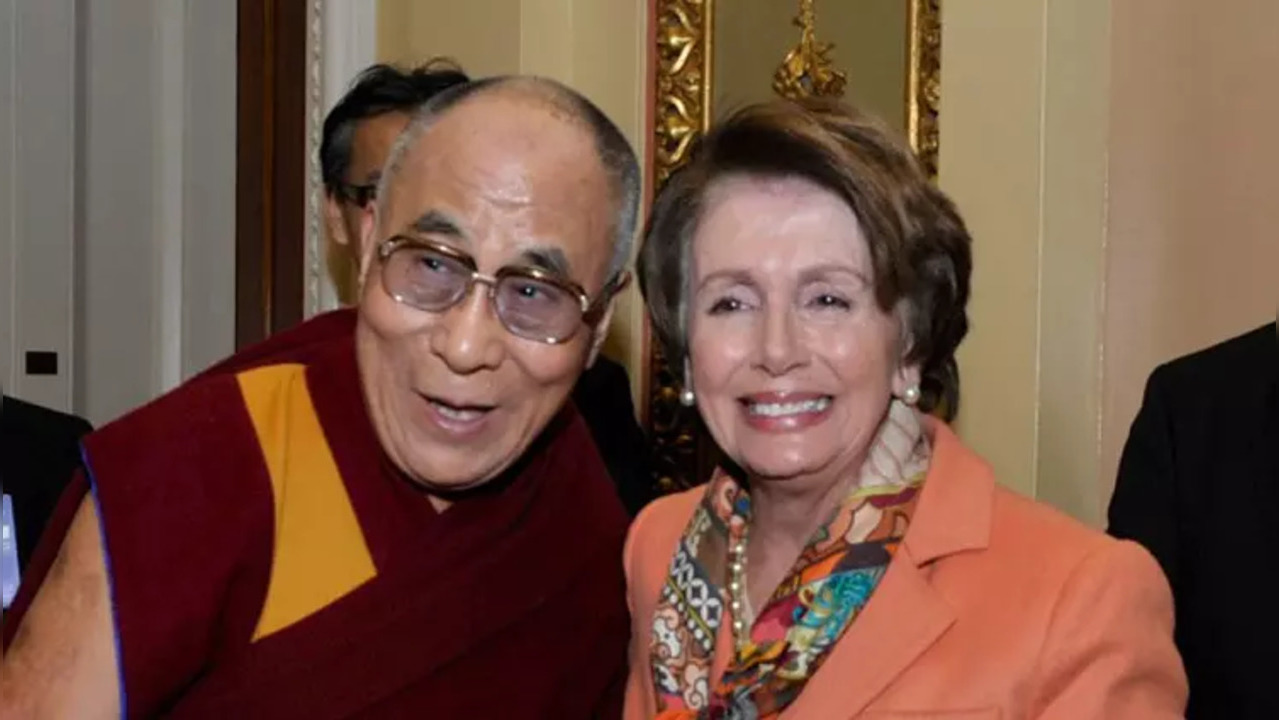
left=320, top=60, right=469, bottom=297
left=353, top=77, right=640, bottom=496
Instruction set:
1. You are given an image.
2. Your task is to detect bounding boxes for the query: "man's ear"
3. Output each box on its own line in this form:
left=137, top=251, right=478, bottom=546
left=585, top=296, right=618, bottom=369
left=355, top=204, right=380, bottom=290
left=323, top=194, right=349, bottom=246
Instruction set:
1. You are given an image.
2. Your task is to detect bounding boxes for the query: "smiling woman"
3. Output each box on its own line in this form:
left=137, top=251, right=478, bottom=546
left=648, top=0, right=942, bottom=494
left=622, top=98, right=1186, bottom=719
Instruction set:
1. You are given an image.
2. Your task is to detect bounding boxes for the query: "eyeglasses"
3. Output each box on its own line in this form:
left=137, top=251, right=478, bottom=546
left=336, top=182, right=378, bottom=208
left=376, top=235, right=628, bottom=344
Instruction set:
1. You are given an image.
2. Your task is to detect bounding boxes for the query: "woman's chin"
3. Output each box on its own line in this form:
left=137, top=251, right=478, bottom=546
left=737, top=454, right=827, bottom=483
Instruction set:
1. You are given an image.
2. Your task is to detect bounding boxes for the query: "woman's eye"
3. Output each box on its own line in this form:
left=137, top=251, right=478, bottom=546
left=809, top=293, right=852, bottom=310
left=708, top=297, right=745, bottom=314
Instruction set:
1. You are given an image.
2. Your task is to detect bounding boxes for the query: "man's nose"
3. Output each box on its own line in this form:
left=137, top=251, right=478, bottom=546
left=428, top=285, right=507, bottom=374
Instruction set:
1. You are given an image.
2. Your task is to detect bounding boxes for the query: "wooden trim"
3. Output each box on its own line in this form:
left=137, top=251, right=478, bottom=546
left=236, top=0, right=307, bottom=348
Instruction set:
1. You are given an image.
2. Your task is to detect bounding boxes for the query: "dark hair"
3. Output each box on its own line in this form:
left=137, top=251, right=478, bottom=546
left=380, top=76, right=641, bottom=281
left=639, top=98, right=972, bottom=419
left=320, top=59, right=469, bottom=196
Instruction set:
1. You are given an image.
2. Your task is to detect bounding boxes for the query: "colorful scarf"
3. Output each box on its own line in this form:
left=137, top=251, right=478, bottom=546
left=649, top=400, right=930, bottom=719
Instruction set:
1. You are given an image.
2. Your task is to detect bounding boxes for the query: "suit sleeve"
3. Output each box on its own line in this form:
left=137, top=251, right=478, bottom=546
left=1, top=471, right=90, bottom=647
left=1107, top=370, right=1180, bottom=588
left=1030, top=541, right=1188, bottom=719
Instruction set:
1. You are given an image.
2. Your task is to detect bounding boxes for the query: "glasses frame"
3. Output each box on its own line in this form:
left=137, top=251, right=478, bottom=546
left=376, top=235, right=629, bottom=344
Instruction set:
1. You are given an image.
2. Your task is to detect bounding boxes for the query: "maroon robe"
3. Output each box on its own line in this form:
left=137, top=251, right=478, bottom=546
left=4, top=312, right=630, bottom=718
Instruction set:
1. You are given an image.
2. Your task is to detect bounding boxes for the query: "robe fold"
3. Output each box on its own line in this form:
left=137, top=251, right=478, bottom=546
left=4, top=311, right=631, bottom=718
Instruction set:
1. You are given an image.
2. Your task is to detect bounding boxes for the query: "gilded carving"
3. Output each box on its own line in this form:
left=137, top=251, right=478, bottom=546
left=773, top=0, right=847, bottom=101
left=908, top=0, right=942, bottom=178
left=649, top=0, right=714, bottom=490
left=653, top=0, right=713, bottom=185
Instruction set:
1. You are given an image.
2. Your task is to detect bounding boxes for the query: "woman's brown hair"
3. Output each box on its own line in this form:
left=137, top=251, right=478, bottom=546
left=639, top=98, right=972, bottom=418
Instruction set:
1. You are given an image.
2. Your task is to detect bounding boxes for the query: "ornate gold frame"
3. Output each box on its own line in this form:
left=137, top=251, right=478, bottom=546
left=647, top=0, right=942, bottom=491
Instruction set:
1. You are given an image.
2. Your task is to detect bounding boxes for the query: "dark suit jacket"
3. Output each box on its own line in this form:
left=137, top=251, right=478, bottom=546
left=571, top=355, right=656, bottom=516
left=0, top=395, right=92, bottom=572
left=1108, top=321, right=1279, bottom=719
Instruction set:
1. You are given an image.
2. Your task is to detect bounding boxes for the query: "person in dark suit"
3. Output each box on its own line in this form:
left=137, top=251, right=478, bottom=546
left=0, top=394, right=92, bottom=586
left=1108, top=318, right=1279, bottom=719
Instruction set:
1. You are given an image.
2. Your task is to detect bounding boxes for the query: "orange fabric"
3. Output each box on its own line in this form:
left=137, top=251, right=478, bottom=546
left=625, top=420, right=1188, bottom=719
left=237, top=364, right=377, bottom=641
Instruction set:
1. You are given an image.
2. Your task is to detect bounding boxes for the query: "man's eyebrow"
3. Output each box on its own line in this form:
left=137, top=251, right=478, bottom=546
left=518, top=246, right=573, bottom=278
left=409, top=210, right=466, bottom=239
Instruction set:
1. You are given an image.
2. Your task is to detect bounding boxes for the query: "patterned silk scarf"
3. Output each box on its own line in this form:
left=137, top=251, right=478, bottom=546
left=649, top=400, right=931, bottom=719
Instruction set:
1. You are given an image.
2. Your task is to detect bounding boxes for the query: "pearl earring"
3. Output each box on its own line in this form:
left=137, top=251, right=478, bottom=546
left=680, top=387, right=696, bottom=407
left=902, top=385, right=921, bottom=406
left=680, top=358, right=696, bottom=407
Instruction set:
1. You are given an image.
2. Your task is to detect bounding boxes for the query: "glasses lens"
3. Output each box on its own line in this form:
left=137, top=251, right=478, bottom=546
left=383, top=245, right=471, bottom=311
left=494, top=273, right=581, bottom=341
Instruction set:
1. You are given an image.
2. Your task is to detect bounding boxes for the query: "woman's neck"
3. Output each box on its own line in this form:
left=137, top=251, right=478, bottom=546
left=741, top=462, right=862, bottom=615
left=748, top=466, right=858, bottom=547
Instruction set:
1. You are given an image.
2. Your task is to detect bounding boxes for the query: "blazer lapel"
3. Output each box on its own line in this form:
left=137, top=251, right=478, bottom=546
left=786, top=420, right=995, bottom=718
left=787, top=545, right=956, bottom=718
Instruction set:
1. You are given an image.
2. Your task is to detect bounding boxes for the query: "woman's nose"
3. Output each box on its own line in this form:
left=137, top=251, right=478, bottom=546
left=756, top=305, right=807, bottom=376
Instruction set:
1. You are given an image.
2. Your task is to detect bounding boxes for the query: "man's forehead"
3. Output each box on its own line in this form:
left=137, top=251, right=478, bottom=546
left=384, top=97, right=607, bottom=211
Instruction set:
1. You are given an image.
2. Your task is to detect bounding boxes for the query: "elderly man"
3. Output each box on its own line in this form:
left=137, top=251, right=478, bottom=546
left=267, top=59, right=655, bottom=516
left=0, top=76, right=638, bottom=717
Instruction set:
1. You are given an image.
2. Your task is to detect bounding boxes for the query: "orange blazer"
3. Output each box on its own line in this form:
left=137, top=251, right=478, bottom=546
left=624, top=421, right=1187, bottom=719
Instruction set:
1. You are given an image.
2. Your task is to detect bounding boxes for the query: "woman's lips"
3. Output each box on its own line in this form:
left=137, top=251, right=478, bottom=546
left=739, top=392, right=834, bottom=433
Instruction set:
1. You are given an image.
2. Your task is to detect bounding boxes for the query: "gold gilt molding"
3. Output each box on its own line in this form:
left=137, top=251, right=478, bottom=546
left=650, top=0, right=714, bottom=491
left=908, top=0, right=942, bottom=178
left=647, top=0, right=942, bottom=492
left=773, top=0, right=847, bottom=100
left=653, top=0, right=714, bottom=186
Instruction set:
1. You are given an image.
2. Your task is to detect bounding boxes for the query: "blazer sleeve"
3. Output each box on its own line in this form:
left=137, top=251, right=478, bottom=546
left=1107, top=370, right=1180, bottom=588
left=1029, top=540, right=1187, bottom=719
left=622, top=501, right=660, bottom=720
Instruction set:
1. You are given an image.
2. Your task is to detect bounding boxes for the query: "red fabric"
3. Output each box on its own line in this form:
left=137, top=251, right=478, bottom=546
left=4, top=310, right=360, bottom=647
left=6, top=312, right=630, bottom=718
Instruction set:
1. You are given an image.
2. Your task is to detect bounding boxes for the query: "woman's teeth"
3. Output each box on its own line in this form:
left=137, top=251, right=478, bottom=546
left=746, top=397, right=831, bottom=417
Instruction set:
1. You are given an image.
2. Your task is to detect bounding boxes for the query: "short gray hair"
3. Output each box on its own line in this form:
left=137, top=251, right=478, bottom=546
left=374, top=76, right=640, bottom=285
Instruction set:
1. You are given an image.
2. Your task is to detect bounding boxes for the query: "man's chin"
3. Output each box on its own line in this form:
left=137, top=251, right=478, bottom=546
left=400, top=449, right=511, bottom=494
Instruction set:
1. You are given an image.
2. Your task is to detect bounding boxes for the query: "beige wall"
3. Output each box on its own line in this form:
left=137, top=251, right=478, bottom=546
left=942, top=0, right=1059, bottom=503
left=377, top=0, right=650, bottom=401
left=945, top=0, right=1279, bottom=524
left=1101, top=0, right=1279, bottom=504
